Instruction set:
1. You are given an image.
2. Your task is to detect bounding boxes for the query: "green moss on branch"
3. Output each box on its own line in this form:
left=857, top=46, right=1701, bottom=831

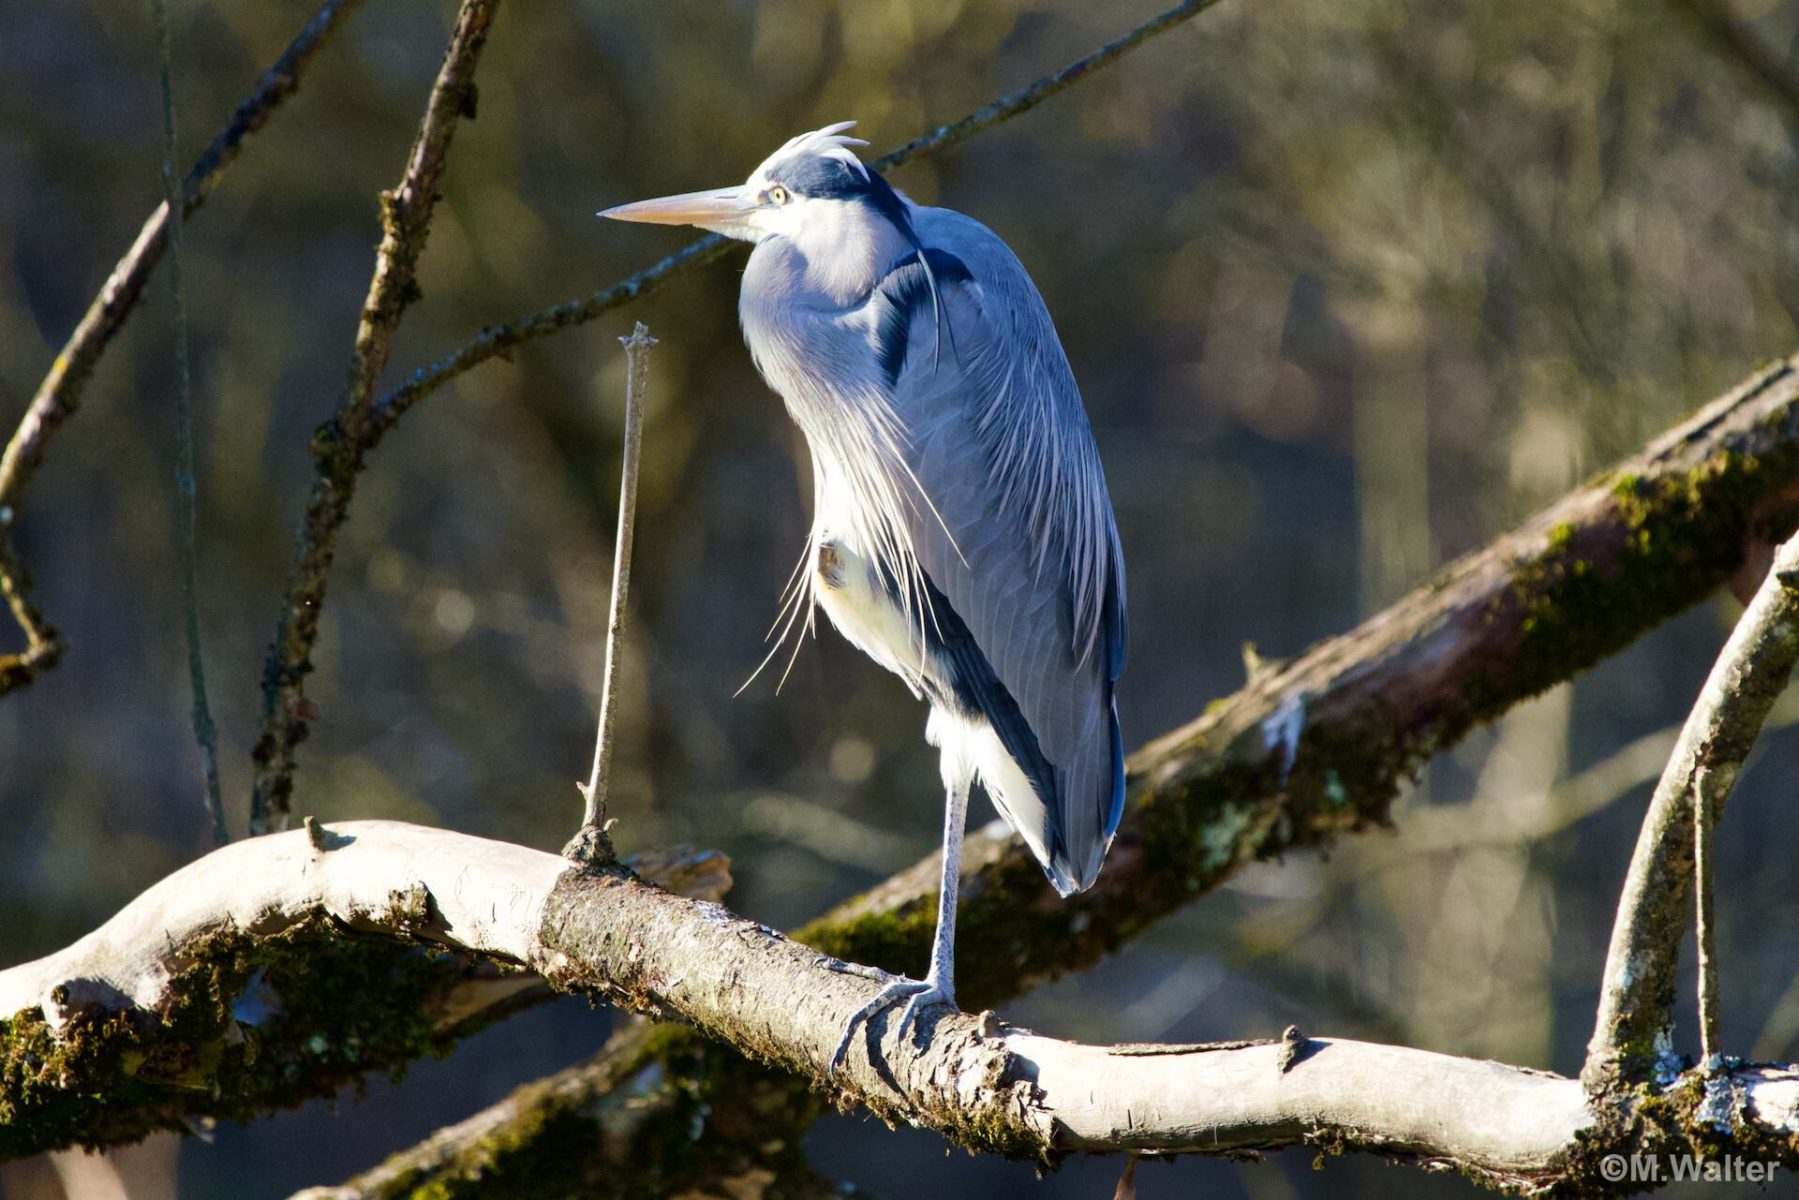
left=0, top=914, right=474, bottom=1160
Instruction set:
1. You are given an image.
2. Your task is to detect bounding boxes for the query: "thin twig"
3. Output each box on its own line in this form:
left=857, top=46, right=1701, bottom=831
left=250, top=0, right=1217, bottom=830
left=151, top=0, right=227, bottom=847
left=1695, top=765, right=1721, bottom=1065
left=249, top=0, right=501, bottom=835
left=0, top=0, right=366, bottom=697
left=1584, top=531, right=1799, bottom=1092
left=566, top=323, right=656, bottom=866
left=368, top=0, right=1218, bottom=436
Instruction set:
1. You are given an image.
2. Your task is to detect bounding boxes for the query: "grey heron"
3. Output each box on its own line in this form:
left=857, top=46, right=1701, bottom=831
left=602, top=122, right=1127, bottom=1067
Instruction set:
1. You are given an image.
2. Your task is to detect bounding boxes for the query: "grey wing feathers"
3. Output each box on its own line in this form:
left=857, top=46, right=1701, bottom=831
left=877, top=207, right=1127, bottom=894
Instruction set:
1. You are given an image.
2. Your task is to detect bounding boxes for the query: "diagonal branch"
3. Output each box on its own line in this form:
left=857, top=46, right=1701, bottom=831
left=6, top=821, right=1798, bottom=1191
left=310, top=350, right=1799, bottom=1196
left=288, top=1019, right=840, bottom=1200
left=0, top=0, right=366, bottom=696
left=366, top=0, right=1220, bottom=439
left=801, top=352, right=1799, bottom=1009
left=1584, top=530, right=1799, bottom=1091
left=250, top=0, right=501, bottom=835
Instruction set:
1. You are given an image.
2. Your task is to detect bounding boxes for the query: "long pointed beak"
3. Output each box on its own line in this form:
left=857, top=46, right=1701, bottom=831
left=598, top=186, right=754, bottom=229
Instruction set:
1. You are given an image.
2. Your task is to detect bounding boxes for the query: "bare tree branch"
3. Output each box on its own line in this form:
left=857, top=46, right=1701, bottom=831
left=0, top=0, right=366, bottom=696
left=250, top=0, right=502, bottom=835
left=1585, top=531, right=1799, bottom=1091
left=1696, top=764, right=1722, bottom=1067
left=0, top=833, right=728, bottom=1163
left=6, top=822, right=1798, bottom=1190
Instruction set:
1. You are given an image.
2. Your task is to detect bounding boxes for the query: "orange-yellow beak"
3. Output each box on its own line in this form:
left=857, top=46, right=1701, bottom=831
left=598, top=186, right=754, bottom=230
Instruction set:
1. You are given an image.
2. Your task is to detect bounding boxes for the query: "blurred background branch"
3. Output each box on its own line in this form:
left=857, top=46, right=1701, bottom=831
left=151, top=0, right=228, bottom=848
left=251, top=0, right=501, bottom=835
left=0, top=0, right=365, bottom=697
left=1674, top=0, right=1799, bottom=127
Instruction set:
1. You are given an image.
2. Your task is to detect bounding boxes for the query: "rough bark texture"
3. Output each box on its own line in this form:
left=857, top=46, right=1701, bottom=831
left=4, top=823, right=1798, bottom=1198
left=0, top=835, right=726, bottom=1161
left=316, top=350, right=1799, bottom=1198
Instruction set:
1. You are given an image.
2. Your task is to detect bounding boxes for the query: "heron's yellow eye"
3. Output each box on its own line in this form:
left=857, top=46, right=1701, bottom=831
left=766, top=185, right=791, bottom=206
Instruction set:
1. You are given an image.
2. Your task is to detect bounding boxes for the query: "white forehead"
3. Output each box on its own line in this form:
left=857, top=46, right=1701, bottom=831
left=749, top=120, right=871, bottom=185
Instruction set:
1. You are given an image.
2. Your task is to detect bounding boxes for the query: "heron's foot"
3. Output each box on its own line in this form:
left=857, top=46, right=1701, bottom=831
left=827, top=974, right=956, bottom=1074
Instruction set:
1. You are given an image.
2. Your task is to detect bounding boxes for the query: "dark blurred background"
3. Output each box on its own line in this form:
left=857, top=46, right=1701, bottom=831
left=4, top=0, right=1799, bottom=1195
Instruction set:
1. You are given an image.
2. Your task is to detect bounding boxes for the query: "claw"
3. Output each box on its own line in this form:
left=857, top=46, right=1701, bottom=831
left=827, top=975, right=956, bottom=1074
left=895, top=983, right=953, bottom=1042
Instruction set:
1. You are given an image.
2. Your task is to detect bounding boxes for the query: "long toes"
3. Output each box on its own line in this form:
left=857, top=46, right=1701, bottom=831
left=895, top=987, right=955, bottom=1044
left=828, top=979, right=925, bottom=1074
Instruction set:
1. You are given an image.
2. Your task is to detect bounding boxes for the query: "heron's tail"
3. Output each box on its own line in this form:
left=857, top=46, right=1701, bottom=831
left=934, top=687, right=1122, bottom=899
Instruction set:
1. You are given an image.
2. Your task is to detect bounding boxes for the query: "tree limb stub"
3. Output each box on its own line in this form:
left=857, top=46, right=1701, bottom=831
left=0, top=0, right=367, bottom=696
left=305, top=350, right=1799, bottom=1198
left=5, top=822, right=1799, bottom=1192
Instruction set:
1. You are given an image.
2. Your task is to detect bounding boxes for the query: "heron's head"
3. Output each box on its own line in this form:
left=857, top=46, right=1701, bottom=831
left=600, top=121, right=916, bottom=254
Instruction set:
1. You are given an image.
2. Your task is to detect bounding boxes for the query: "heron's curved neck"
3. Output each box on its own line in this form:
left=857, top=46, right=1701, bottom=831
left=747, top=204, right=916, bottom=309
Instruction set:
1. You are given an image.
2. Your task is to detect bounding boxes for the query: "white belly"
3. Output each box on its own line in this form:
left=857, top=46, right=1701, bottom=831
left=812, top=537, right=1053, bottom=864
left=812, top=539, right=931, bottom=699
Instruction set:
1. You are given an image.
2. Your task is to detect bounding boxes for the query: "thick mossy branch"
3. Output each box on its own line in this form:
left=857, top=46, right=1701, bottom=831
left=803, top=354, right=1799, bottom=1011
left=0, top=833, right=724, bottom=1161
left=313, top=354, right=1799, bottom=1199
left=0, top=914, right=491, bottom=1160
left=292, top=1022, right=830, bottom=1200
left=8, top=822, right=1798, bottom=1197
